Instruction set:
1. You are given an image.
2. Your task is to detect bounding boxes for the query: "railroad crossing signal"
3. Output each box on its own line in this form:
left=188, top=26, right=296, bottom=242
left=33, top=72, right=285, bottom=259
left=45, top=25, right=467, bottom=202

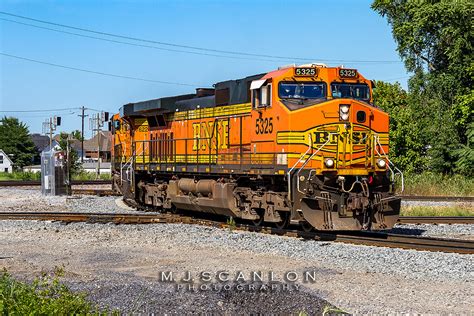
left=42, top=116, right=61, bottom=149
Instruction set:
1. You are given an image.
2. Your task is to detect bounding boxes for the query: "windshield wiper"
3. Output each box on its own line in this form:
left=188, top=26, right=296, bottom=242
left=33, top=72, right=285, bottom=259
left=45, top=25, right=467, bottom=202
left=281, top=96, right=308, bottom=100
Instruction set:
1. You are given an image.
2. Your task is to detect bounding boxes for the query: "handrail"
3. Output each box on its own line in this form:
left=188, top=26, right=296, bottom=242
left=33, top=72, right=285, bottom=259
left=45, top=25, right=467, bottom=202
left=287, top=137, right=314, bottom=202
left=295, top=134, right=335, bottom=195
left=374, top=134, right=404, bottom=193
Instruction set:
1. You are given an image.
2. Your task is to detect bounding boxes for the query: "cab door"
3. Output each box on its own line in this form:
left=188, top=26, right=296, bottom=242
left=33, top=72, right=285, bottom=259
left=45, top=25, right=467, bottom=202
left=250, top=79, right=276, bottom=167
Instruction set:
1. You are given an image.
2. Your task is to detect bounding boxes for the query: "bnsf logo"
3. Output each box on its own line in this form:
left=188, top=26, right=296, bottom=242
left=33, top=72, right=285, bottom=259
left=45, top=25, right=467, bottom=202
left=312, top=131, right=368, bottom=145
left=192, top=121, right=229, bottom=151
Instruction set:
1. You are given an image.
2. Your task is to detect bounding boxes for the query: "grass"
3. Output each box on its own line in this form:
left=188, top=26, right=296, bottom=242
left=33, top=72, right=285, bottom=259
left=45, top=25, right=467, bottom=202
left=0, top=268, right=113, bottom=315
left=73, top=171, right=112, bottom=181
left=400, top=205, right=474, bottom=217
left=0, top=171, right=40, bottom=181
left=0, top=171, right=111, bottom=181
left=226, top=216, right=237, bottom=231
left=399, top=172, right=473, bottom=196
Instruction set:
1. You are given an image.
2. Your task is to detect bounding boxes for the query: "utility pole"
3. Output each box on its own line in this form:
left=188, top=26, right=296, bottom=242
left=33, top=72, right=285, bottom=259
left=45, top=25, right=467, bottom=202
left=49, top=117, right=53, bottom=149
left=96, top=113, right=101, bottom=178
left=78, top=106, right=88, bottom=163
left=89, top=111, right=109, bottom=179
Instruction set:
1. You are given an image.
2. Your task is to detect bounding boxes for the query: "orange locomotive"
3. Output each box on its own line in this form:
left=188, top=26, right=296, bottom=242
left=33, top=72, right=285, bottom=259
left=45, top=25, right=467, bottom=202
left=111, top=64, right=403, bottom=231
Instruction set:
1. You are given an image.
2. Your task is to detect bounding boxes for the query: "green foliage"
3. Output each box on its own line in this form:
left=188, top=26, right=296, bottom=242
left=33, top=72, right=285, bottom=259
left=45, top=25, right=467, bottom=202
left=0, top=171, right=41, bottom=181
left=58, top=132, right=83, bottom=177
left=0, top=117, right=37, bottom=168
left=372, top=0, right=473, bottom=175
left=373, top=81, right=429, bottom=173
left=71, top=130, right=84, bottom=141
left=372, top=0, right=472, bottom=80
left=226, top=216, right=236, bottom=231
left=400, top=172, right=474, bottom=196
left=73, top=171, right=111, bottom=181
left=400, top=205, right=473, bottom=217
left=453, top=122, right=474, bottom=176
left=0, top=268, right=111, bottom=315
left=322, top=305, right=348, bottom=316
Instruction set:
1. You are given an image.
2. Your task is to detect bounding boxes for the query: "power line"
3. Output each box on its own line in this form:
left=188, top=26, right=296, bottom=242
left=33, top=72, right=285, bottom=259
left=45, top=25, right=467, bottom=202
left=0, top=11, right=403, bottom=64
left=0, top=52, right=203, bottom=87
left=5, top=112, right=78, bottom=118
left=0, top=107, right=79, bottom=113
left=0, top=18, right=283, bottom=63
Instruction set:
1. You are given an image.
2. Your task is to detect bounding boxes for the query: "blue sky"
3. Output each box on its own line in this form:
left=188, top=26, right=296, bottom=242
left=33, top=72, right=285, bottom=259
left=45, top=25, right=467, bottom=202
left=0, top=0, right=408, bottom=136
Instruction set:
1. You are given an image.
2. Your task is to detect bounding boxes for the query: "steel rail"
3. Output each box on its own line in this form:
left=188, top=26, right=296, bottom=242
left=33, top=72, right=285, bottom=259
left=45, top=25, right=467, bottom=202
left=71, top=189, right=118, bottom=196
left=0, top=211, right=472, bottom=254
left=0, top=212, right=169, bottom=224
left=398, top=216, right=474, bottom=225
left=400, top=195, right=474, bottom=202
left=327, top=231, right=474, bottom=254
left=0, top=180, right=112, bottom=187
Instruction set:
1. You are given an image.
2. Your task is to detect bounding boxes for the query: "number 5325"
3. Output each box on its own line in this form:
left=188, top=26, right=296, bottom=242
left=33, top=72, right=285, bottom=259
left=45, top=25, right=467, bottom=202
left=255, top=117, right=273, bottom=135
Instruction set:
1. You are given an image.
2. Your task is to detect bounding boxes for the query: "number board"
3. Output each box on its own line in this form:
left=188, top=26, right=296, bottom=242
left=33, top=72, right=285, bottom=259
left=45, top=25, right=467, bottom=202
left=338, top=68, right=358, bottom=78
left=294, top=67, right=317, bottom=77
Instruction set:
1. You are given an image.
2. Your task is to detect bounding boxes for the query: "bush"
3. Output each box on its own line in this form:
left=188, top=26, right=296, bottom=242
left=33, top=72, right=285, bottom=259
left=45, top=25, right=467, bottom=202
left=0, top=268, right=112, bottom=315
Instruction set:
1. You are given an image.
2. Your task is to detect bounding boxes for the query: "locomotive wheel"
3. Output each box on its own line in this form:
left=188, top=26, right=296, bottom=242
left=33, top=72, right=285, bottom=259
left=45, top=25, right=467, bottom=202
left=169, top=204, right=178, bottom=214
left=301, top=221, right=314, bottom=232
left=274, top=212, right=290, bottom=229
left=251, top=209, right=264, bottom=226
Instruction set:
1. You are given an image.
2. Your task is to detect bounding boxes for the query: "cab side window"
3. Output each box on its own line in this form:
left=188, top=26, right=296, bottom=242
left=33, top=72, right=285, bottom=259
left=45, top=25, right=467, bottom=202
left=252, top=84, right=272, bottom=108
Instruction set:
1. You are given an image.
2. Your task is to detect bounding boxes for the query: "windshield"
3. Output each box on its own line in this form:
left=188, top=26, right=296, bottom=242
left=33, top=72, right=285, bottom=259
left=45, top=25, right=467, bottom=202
left=279, top=82, right=326, bottom=99
left=331, top=83, right=370, bottom=101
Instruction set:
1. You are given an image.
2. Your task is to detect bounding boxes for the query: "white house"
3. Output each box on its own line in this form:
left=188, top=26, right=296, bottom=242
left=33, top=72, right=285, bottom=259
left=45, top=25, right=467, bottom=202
left=0, top=149, right=13, bottom=173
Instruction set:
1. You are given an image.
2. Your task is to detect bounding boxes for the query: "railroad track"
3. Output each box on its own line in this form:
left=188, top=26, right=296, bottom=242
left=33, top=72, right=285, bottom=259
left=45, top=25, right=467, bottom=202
left=0, top=211, right=472, bottom=254
left=0, top=180, right=112, bottom=187
left=71, top=188, right=117, bottom=196
left=398, top=216, right=474, bottom=225
left=2, top=182, right=472, bottom=203
left=400, top=195, right=474, bottom=202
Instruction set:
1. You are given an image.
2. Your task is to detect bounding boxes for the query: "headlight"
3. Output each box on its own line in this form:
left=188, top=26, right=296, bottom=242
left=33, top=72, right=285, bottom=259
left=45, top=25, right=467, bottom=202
left=340, top=105, right=349, bottom=113
left=377, top=159, right=386, bottom=168
left=324, top=158, right=335, bottom=168
left=339, top=104, right=350, bottom=121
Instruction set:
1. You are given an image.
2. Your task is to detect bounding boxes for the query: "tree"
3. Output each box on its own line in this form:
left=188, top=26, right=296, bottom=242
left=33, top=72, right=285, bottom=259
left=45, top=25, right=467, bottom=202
left=372, top=0, right=473, bottom=175
left=58, top=132, right=82, bottom=176
left=373, top=81, right=429, bottom=173
left=372, top=0, right=472, bottom=82
left=0, top=117, right=37, bottom=168
left=71, top=130, right=84, bottom=141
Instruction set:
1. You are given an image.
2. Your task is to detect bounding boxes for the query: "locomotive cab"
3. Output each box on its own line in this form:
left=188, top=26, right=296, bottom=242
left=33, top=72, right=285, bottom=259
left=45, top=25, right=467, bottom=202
left=249, top=65, right=402, bottom=230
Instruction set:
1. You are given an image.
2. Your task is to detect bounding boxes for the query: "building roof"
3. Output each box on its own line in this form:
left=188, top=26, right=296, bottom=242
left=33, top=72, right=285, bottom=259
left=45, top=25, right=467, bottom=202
left=0, top=149, right=14, bottom=164
left=30, top=133, right=51, bottom=153
left=83, top=131, right=112, bottom=152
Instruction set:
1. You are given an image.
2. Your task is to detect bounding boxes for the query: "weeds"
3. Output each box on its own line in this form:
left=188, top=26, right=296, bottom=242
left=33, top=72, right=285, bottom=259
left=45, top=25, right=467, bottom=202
left=400, top=205, right=473, bottom=217
left=0, top=171, right=111, bottom=181
left=399, top=172, right=473, bottom=196
left=0, top=171, right=40, bottom=181
left=322, top=304, right=348, bottom=315
left=73, top=171, right=112, bottom=181
left=226, top=216, right=236, bottom=231
left=0, top=267, right=115, bottom=315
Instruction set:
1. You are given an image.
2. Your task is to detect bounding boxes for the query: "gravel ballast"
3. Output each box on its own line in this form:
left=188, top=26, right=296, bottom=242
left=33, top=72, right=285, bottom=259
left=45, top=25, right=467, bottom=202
left=1, top=187, right=473, bottom=314
left=1, top=219, right=473, bottom=314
